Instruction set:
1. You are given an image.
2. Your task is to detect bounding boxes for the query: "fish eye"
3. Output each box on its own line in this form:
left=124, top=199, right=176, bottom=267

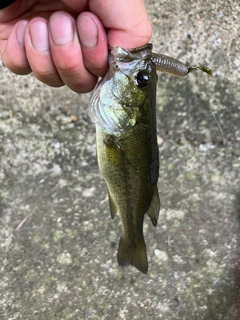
left=136, top=71, right=149, bottom=88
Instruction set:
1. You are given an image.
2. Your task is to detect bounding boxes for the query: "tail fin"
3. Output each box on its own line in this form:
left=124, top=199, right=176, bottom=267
left=117, top=236, right=148, bottom=274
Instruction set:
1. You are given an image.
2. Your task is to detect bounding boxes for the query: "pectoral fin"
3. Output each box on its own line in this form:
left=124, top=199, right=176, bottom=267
left=108, top=190, right=117, bottom=220
left=147, top=186, right=160, bottom=227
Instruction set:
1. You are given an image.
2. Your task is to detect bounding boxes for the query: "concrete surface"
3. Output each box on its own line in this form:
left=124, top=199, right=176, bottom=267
left=0, top=0, right=240, bottom=319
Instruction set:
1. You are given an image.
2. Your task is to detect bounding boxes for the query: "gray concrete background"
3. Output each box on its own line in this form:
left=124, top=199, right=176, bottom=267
left=0, top=0, right=239, bottom=319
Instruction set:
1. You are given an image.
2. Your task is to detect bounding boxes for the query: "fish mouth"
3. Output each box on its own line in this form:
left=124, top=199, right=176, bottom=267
left=108, top=44, right=153, bottom=72
left=109, top=43, right=153, bottom=61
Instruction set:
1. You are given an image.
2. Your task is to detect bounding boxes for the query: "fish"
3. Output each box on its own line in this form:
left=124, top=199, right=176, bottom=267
left=89, top=43, right=211, bottom=274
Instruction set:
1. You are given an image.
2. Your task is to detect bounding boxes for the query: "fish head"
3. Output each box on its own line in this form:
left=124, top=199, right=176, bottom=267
left=89, top=44, right=157, bottom=134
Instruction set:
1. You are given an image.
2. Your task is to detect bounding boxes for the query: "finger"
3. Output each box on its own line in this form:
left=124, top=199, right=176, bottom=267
left=1, top=20, right=31, bottom=74
left=77, top=12, right=108, bottom=78
left=49, top=12, right=98, bottom=93
left=89, top=0, right=152, bottom=48
left=25, top=17, right=64, bottom=87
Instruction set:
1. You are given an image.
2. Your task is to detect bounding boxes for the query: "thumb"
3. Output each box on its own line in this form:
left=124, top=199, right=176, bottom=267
left=89, top=0, right=152, bottom=49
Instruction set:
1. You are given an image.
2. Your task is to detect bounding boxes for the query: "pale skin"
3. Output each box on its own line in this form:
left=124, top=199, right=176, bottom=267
left=0, top=0, right=152, bottom=93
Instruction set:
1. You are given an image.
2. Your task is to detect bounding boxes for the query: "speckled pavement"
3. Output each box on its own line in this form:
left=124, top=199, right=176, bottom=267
left=0, top=1, right=240, bottom=319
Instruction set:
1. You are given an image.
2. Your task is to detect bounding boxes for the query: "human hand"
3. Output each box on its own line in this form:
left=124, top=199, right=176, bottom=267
left=0, top=0, right=152, bottom=93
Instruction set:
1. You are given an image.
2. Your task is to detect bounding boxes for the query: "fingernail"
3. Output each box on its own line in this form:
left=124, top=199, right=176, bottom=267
left=78, top=16, right=98, bottom=48
left=16, top=21, right=28, bottom=47
left=29, top=21, right=49, bottom=52
left=50, top=13, right=74, bottom=45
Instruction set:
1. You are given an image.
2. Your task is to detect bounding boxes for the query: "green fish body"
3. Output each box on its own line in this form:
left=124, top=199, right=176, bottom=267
left=89, top=43, right=211, bottom=273
left=90, top=44, right=160, bottom=274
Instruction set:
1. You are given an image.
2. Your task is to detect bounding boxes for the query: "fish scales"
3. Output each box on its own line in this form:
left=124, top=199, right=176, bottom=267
left=96, top=122, right=159, bottom=274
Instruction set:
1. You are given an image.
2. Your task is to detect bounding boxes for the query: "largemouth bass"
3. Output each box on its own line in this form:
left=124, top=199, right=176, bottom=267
left=89, top=43, right=211, bottom=274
